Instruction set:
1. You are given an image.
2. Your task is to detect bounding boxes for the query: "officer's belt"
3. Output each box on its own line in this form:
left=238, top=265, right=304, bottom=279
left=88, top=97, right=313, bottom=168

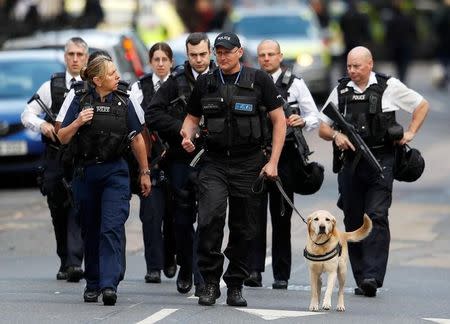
left=207, top=146, right=261, bottom=158
left=78, top=157, right=105, bottom=166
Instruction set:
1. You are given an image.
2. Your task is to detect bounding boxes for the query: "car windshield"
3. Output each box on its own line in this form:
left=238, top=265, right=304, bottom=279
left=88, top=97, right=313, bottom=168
left=234, top=15, right=315, bottom=38
left=0, top=60, right=64, bottom=99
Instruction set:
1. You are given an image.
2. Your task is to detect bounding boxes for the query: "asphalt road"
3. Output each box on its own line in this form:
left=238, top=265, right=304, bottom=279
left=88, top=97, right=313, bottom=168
left=0, top=62, right=449, bottom=324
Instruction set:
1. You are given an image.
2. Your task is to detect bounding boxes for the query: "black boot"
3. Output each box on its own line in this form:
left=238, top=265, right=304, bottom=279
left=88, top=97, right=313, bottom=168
left=176, top=267, right=193, bottom=294
left=145, top=270, right=161, bottom=283
left=83, top=288, right=100, bottom=303
left=102, top=288, right=117, bottom=306
left=66, top=266, right=84, bottom=282
left=244, top=271, right=262, bottom=287
left=198, top=283, right=220, bottom=306
left=226, top=287, right=247, bottom=307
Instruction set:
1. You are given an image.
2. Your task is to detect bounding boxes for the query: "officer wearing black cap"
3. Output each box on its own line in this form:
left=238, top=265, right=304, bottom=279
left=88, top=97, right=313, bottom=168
left=181, top=32, right=286, bottom=307
left=319, top=46, right=429, bottom=298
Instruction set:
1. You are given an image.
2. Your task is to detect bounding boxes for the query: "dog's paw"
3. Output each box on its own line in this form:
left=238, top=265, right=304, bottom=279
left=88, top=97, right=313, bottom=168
left=336, top=304, right=346, bottom=312
left=321, top=302, right=331, bottom=310
left=309, top=304, right=320, bottom=312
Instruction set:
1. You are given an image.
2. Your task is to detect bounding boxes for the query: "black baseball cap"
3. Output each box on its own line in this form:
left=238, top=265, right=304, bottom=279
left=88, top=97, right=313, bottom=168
left=214, top=32, right=241, bottom=49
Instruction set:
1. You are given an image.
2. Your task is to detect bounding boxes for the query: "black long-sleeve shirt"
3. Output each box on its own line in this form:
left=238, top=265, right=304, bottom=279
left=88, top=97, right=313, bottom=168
left=145, top=63, right=197, bottom=162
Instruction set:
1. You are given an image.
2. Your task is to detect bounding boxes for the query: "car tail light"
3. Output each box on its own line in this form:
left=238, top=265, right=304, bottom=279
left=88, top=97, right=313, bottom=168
left=122, top=37, right=144, bottom=77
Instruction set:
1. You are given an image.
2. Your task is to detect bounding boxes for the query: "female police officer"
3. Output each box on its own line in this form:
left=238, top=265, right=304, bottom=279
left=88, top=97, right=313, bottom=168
left=58, top=55, right=151, bottom=306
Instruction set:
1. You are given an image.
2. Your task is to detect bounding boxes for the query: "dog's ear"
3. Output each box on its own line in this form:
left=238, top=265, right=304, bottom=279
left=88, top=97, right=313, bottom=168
left=307, top=213, right=314, bottom=224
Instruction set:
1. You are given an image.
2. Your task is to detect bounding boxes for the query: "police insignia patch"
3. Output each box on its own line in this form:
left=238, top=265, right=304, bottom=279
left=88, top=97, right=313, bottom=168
left=234, top=103, right=253, bottom=112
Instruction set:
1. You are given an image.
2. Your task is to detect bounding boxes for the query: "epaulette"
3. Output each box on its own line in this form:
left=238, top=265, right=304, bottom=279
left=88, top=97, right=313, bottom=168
left=139, top=72, right=153, bottom=83
left=338, top=76, right=351, bottom=84
left=72, top=80, right=89, bottom=96
left=375, top=72, right=391, bottom=80
left=116, top=80, right=130, bottom=97
left=51, top=72, right=65, bottom=80
left=171, top=64, right=185, bottom=79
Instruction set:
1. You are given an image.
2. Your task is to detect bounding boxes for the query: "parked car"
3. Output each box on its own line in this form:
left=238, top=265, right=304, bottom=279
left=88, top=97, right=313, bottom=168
left=225, top=5, right=332, bottom=98
left=2, top=29, right=151, bottom=83
left=0, top=49, right=65, bottom=174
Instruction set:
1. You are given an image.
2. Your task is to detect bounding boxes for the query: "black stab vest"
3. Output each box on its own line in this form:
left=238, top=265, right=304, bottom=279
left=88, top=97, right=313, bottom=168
left=337, top=73, right=396, bottom=147
left=201, top=67, right=263, bottom=154
left=74, top=91, right=129, bottom=163
left=138, top=72, right=155, bottom=110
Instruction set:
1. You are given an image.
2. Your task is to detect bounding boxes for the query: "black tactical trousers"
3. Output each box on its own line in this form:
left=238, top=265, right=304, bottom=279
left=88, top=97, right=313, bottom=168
left=247, top=147, right=296, bottom=281
left=338, top=150, right=395, bottom=288
left=43, top=147, right=83, bottom=269
left=196, top=150, right=265, bottom=287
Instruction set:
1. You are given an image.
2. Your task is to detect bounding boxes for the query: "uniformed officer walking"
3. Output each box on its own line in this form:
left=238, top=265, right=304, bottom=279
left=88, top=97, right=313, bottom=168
left=130, top=42, right=177, bottom=284
left=181, top=32, right=286, bottom=307
left=21, top=37, right=87, bottom=282
left=319, top=46, right=429, bottom=297
left=146, top=32, right=215, bottom=296
left=58, top=55, right=151, bottom=306
left=245, top=40, right=320, bottom=290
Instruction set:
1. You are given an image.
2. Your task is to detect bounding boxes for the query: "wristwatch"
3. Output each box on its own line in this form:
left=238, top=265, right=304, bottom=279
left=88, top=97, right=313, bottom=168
left=140, top=169, right=151, bottom=176
left=332, top=131, right=339, bottom=141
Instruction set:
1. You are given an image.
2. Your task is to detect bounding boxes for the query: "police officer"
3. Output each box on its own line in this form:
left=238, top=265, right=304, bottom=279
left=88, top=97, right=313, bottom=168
left=56, top=50, right=142, bottom=283
left=21, top=37, right=87, bottom=282
left=130, top=42, right=176, bottom=284
left=181, top=32, right=286, bottom=307
left=319, top=46, right=429, bottom=297
left=245, top=40, right=320, bottom=289
left=146, top=32, right=215, bottom=295
left=58, top=55, right=151, bottom=306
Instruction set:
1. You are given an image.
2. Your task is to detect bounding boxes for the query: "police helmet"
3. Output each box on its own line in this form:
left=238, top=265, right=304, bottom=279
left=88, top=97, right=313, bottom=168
left=394, top=145, right=425, bottom=182
left=294, top=162, right=325, bottom=195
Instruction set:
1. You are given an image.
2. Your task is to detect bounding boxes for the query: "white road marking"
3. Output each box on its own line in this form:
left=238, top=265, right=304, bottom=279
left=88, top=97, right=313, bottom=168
left=236, top=308, right=324, bottom=320
left=136, top=308, right=178, bottom=324
left=423, top=318, right=450, bottom=324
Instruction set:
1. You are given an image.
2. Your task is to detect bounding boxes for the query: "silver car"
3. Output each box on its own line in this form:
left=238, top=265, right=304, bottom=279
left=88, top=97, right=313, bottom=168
left=226, top=5, right=332, bottom=98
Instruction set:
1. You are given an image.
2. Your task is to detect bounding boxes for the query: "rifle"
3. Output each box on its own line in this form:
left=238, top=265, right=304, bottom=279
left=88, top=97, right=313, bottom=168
left=28, top=94, right=74, bottom=202
left=28, top=93, right=57, bottom=123
left=322, top=102, right=384, bottom=178
left=282, top=99, right=311, bottom=166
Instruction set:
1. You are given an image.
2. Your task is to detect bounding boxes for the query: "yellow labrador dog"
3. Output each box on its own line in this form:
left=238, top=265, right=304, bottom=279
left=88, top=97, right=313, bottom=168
left=304, top=210, right=372, bottom=312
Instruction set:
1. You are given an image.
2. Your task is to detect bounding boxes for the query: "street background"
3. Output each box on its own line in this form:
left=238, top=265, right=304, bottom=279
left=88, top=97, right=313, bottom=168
left=0, top=0, right=450, bottom=323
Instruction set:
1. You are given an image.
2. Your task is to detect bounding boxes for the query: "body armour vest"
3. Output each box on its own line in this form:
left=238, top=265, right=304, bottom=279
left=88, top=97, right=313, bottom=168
left=138, top=73, right=156, bottom=109
left=274, top=69, right=303, bottom=142
left=74, top=91, right=129, bottom=163
left=41, top=72, right=69, bottom=145
left=337, top=73, right=396, bottom=147
left=201, top=67, right=263, bottom=153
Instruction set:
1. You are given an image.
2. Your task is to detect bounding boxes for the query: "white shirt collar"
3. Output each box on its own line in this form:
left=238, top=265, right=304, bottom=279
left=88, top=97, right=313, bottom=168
left=192, top=67, right=210, bottom=80
left=65, top=71, right=81, bottom=89
left=346, top=71, right=378, bottom=93
left=271, top=68, right=283, bottom=83
left=152, top=73, right=169, bottom=86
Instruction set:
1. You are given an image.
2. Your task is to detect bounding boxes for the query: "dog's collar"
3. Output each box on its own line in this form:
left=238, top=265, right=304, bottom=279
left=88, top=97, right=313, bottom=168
left=312, top=236, right=330, bottom=246
left=303, top=243, right=342, bottom=262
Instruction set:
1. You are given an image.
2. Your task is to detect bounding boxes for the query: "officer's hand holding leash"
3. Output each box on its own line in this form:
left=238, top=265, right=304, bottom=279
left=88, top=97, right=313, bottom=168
left=261, top=160, right=278, bottom=179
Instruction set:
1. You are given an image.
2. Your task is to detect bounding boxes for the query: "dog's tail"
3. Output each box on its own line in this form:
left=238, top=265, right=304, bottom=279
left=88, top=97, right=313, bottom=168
left=343, top=214, right=373, bottom=242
